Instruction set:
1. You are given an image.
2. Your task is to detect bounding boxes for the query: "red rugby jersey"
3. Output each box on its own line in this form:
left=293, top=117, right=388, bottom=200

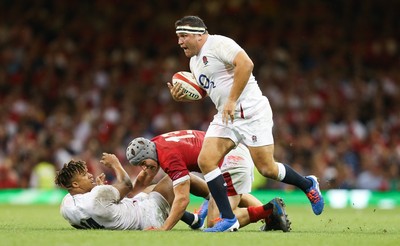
left=151, top=130, right=204, bottom=183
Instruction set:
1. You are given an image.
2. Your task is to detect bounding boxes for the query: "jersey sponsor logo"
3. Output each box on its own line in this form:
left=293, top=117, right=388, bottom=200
left=223, top=155, right=245, bottom=168
left=226, top=155, right=244, bottom=163
left=198, top=74, right=216, bottom=90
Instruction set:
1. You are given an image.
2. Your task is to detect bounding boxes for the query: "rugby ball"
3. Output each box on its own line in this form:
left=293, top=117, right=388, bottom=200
left=172, top=71, right=207, bottom=100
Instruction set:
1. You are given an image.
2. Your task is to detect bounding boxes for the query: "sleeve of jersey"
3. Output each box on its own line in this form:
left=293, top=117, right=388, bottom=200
left=172, top=173, right=190, bottom=187
left=215, top=36, right=243, bottom=63
left=163, top=154, right=190, bottom=187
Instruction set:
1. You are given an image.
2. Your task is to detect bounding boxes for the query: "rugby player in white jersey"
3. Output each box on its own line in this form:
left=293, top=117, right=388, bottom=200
left=55, top=153, right=173, bottom=230
left=168, top=16, right=324, bottom=232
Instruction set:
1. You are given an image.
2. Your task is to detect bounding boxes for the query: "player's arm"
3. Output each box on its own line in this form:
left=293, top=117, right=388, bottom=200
left=160, top=178, right=191, bottom=231
left=100, top=153, right=133, bottom=201
left=223, top=50, right=254, bottom=124
left=231, top=50, right=254, bottom=100
left=129, top=168, right=158, bottom=197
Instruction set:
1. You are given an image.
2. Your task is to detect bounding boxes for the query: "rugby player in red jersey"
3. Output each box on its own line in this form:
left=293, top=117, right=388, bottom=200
left=126, top=130, right=290, bottom=231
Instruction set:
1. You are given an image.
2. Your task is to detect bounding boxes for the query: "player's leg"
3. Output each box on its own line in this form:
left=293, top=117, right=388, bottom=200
left=238, top=193, right=262, bottom=207
left=181, top=173, right=210, bottom=230
left=221, top=143, right=263, bottom=209
left=236, top=197, right=291, bottom=232
left=206, top=152, right=266, bottom=229
left=259, top=197, right=291, bottom=232
left=199, top=125, right=292, bottom=230
left=188, top=173, right=210, bottom=199
left=206, top=197, right=218, bottom=227
left=198, top=137, right=239, bottom=232
left=206, top=192, right=290, bottom=231
left=248, top=145, right=324, bottom=215
left=177, top=160, right=294, bottom=231
left=208, top=141, right=262, bottom=229
left=206, top=194, right=241, bottom=228
left=185, top=198, right=209, bottom=230
left=239, top=104, right=324, bottom=215
left=224, top=171, right=289, bottom=231
left=152, top=175, right=174, bottom=206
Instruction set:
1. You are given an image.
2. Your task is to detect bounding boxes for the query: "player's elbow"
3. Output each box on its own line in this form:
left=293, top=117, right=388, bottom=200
left=124, top=177, right=133, bottom=190
left=244, top=58, right=254, bottom=73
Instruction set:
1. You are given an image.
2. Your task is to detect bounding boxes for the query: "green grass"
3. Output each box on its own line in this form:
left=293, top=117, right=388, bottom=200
left=1, top=204, right=399, bottom=246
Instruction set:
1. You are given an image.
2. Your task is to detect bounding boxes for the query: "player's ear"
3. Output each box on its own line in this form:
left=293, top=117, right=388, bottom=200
left=71, top=181, right=79, bottom=188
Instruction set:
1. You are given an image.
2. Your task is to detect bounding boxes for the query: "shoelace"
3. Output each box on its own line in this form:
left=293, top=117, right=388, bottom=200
left=194, top=203, right=207, bottom=215
left=211, top=217, right=222, bottom=223
left=210, top=217, right=226, bottom=230
left=306, top=189, right=321, bottom=203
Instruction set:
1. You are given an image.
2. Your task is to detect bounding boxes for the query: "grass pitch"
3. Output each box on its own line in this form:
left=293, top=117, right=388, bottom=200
left=1, top=204, right=399, bottom=246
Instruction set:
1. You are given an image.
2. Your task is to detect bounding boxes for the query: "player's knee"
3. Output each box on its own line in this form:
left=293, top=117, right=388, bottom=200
left=256, top=162, right=279, bottom=179
left=197, top=154, right=212, bottom=169
left=257, top=168, right=276, bottom=179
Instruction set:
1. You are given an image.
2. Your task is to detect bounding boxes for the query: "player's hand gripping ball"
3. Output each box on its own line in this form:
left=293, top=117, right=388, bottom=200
left=172, top=71, right=207, bottom=100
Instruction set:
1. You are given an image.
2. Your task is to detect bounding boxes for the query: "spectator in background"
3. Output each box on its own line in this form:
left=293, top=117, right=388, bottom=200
left=0, top=159, right=19, bottom=189
left=29, top=161, right=56, bottom=189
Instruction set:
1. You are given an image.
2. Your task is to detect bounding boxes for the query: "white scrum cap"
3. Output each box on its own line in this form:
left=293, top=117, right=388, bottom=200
left=126, top=137, right=157, bottom=165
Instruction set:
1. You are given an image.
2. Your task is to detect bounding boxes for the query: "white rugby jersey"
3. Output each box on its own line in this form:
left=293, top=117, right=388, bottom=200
left=60, top=185, right=169, bottom=230
left=190, top=35, right=267, bottom=119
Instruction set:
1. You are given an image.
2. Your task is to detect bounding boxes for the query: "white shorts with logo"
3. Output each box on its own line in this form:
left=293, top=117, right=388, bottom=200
left=221, top=143, right=254, bottom=196
left=206, top=97, right=274, bottom=147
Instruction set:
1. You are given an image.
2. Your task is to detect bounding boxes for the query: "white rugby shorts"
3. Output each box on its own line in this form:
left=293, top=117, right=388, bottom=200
left=206, top=97, right=274, bottom=147
left=221, top=143, right=254, bottom=196
left=133, top=192, right=170, bottom=229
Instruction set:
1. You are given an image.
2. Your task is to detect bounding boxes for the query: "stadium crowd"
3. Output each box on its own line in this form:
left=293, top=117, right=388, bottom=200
left=0, top=0, right=399, bottom=191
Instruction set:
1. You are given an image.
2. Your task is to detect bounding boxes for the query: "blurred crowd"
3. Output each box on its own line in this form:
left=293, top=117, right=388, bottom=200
left=0, top=0, right=399, bottom=191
